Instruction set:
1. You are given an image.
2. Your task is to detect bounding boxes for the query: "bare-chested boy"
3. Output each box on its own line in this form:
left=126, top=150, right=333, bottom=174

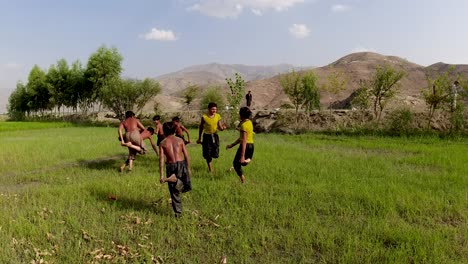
left=159, top=121, right=192, bottom=216
left=120, top=126, right=160, bottom=172
left=118, top=111, right=146, bottom=172
left=172, top=116, right=191, bottom=145
left=152, top=115, right=165, bottom=146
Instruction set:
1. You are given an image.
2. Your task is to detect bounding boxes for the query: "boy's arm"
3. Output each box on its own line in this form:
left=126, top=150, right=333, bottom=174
left=118, top=123, right=125, bottom=145
left=239, top=131, right=247, bottom=163
left=226, top=137, right=241, bottom=149
left=159, top=145, right=165, bottom=183
left=197, top=117, right=204, bottom=144
left=217, top=120, right=226, bottom=131
left=137, top=120, right=145, bottom=131
left=181, top=142, right=191, bottom=176
left=148, top=136, right=159, bottom=156
left=182, top=125, right=191, bottom=142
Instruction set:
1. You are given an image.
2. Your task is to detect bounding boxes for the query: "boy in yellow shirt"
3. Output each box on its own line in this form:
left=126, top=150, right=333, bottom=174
left=226, top=107, right=254, bottom=183
left=196, top=102, right=227, bottom=173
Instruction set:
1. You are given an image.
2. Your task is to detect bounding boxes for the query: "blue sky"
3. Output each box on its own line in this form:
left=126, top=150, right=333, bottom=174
left=1, top=0, right=468, bottom=112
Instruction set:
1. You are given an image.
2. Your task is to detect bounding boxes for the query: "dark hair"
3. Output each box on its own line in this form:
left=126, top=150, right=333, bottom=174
left=162, top=121, right=176, bottom=136
left=172, top=116, right=180, bottom=122
left=208, top=102, right=217, bottom=109
left=239, top=107, right=252, bottom=119
left=147, top=127, right=155, bottom=134
left=152, top=115, right=160, bottom=121
left=125, top=111, right=135, bottom=118
left=454, top=81, right=460, bottom=85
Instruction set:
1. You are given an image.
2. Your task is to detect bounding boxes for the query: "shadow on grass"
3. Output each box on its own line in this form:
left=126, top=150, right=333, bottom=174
left=88, top=187, right=170, bottom=216
left=77, top=155, right=124, bottom=171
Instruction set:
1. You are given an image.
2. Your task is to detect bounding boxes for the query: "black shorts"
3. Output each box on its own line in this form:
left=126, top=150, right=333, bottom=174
left=157, top=134, right=164, bottom=146
left=166, top=160, right=191, bottom=193
left=234, top=143, right=254, bottom=163
left=202, top=133, right=219, bottom=160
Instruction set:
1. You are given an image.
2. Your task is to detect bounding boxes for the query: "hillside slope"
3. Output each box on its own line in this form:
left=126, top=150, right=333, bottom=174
left=245, top=52, right=468, bottom=111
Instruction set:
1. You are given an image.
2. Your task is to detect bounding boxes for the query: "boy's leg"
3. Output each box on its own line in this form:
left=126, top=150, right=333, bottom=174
left=128, top=159, right=133, bottom=171
left=168, top=184, right=182, bottom=216
left=123, top=142, right=143, bottom=153
left=207, top=160, right=213, bottom=173
left=233, top=148, right=245, bottom=183
left=120, top=159, right=129, bottom=173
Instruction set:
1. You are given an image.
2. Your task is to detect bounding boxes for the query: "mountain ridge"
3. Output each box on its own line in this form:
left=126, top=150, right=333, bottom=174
left=2, top=52, right=468, bottom=114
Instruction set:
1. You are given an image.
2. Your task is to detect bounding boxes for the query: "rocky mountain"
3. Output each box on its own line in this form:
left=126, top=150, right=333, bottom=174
left=151, top=62, right=313, bottom=112
left=155, top=63, right=310, bottom=95
left=243, top=52, right=468, bottom=111
left=151, top=52, right=468, bottom=112
left=2, top=53, right=467, bottom=114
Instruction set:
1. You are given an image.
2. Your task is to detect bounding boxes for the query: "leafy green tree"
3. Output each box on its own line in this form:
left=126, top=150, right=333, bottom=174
left=100, top=78, right=160, bottom=118
left=46, top=58, right=70, bottom=113
left=85, top=45, right=123, bottom=110
left=68, top=60, right=86, bottom=112
left=183, top=84, right=199, bottom=110
left=367, top=64, right=405, bottom=121
left=302, top=71, right=320, bottom=112
left=226, top=73, right=246, bottom=124
left=351, top=80, right=371, bottom=111
left=421, top=71, right=452, bottom=127
left=27, top=65, right=53, bottom=114
left=200, top=86, right=225, bottom=110
left=7, top=82, right=31, bottom=120
left=322, top=67, right=347, bottom=110
left=279, top=70, right=320, bottom=122
left=226, top=73, right=245, bottom=108
left=134, top=78, right=161, bottom=114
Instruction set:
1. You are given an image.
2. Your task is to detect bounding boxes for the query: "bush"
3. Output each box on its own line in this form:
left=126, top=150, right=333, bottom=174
left=280, top=103, right=294, bottom=109
left=386, top=108, right=414, bottom=135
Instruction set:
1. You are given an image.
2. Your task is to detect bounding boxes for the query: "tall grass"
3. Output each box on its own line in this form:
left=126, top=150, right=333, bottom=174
left=0, top=122, right=466, bottom=263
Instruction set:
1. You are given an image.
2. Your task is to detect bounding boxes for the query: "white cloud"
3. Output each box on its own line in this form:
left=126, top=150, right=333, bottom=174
left=251, top=9, right=262, bottom=16
left=331, top=4, right=350, bottom=13
left=142, top=28, right=177, bottom=41
left=188, top=0, right=305, bottom=18
left=289, top=24, right=310, bottom=39
left=4, top=63, right=21, bottom=69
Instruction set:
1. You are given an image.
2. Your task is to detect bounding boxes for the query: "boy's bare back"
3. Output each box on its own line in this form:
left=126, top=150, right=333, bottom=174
left=160, top=136, right=185, bottom=163
left=122, top=118, right=140, bottom=132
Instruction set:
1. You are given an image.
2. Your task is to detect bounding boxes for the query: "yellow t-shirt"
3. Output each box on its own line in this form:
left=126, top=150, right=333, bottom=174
left=238, top=120, right=254, bottom=144
left=202, top=113, right=221, bottom=134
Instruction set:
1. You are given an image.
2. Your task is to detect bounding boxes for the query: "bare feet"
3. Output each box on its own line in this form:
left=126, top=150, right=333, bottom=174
left=220, top=256, right=227, bottom=264
left=120, top=164, right=126, bottom=173
left=240, top=175, right=245, bottom=183
left=164, top=174, right=178, bottom=183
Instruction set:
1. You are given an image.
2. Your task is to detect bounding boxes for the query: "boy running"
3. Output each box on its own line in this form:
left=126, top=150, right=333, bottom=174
left=196, top=102, right=226, bottom=173
left=172, top=116, right=191, bottom=145
left=118, top=111, right=146, bottom=172
left=226, top=107, right=254, bottom=183
left=159, top=122, right=192, bottom=216
left=152, top=115, right=165, bottom=146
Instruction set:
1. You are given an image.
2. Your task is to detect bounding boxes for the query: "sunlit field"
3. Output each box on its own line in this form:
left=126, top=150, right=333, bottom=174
left=0, top=122, right=466, bottom=263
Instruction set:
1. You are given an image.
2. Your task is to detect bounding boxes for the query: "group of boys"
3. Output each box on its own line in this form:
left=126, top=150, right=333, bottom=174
left=118, top=103, right=254, bottom=217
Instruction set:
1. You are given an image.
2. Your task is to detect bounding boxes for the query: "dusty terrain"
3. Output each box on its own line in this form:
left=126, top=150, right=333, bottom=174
left=151, top=52, right=468, bottom=113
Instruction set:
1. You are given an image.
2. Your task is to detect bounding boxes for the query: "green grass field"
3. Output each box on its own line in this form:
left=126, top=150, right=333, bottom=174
left=0, top=122, right=466, bottom=263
